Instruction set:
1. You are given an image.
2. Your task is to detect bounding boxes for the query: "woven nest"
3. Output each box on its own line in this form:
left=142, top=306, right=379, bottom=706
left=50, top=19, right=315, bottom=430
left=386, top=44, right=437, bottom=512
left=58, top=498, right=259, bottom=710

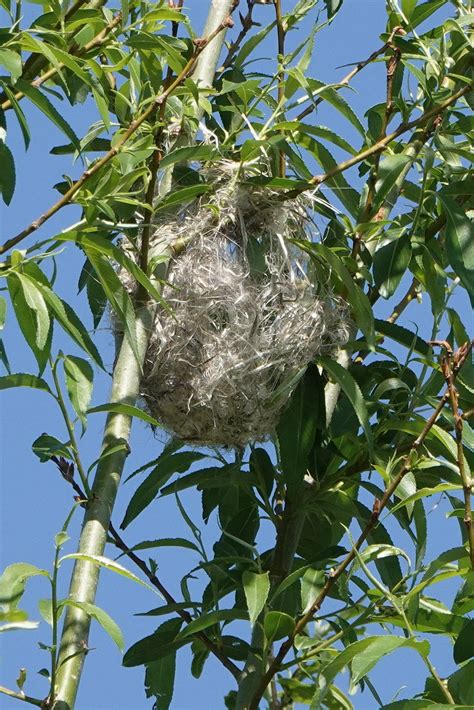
left=120, top=164, right=350, bottom=447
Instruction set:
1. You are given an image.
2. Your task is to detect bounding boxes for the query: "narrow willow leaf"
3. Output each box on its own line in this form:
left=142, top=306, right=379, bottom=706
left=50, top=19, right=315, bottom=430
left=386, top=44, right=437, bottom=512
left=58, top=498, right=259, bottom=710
left=63, top=355, right=93, bottom=429
left=277, top=364, right=325, bottom=492
left=7, top=274, right=51, bottom=372
left=296, top=242, right=375, bottom=346
left=33, top=281, right=104, bottom=368
left=319, top=357, right=373, bottom=457
left=123, top=538, right=200, bottom=555
left=86, top=252, right=140, bottom=364
left=351, top=637, right=429, bottom=685
left=373, top=234, right=412, bottom=299
left=145, top=653, right=176, bottom=710
left=59, top=554, right=158, bottom=595
left=32, top=434, right=71, bottom=463
left=374, top=320, right=429, bottom=356
left=439, top=193, right=474, bottom=304
left=0, top=374, right=52, bottom=395
left=88, top=402, right=159, bottom=426
left=60, top=600, right=124, bottom=651
left=123, top=618, right=184, bottom=667
left=372, top=155, right=411, bottom=212
left=390, top=483, right=462, bottom=514
left=301, top=568, right=324, bottom=614
left=159, top=145, right=218, bottom=170
left=264, top=611, right=295, bottom=642
left=154, top=184, right=213, bottom=212
left=242, top=571, right=270, bottom=626
left=178, top=610, right=247, bottom=639
left=0, top=563, right=49, bottom=611
left=0, top=295, right=6, bottom=329
left=454, top=619, right=474, bottom=664
left=0, top=48, right=22, bottom=81
left=120, top=452, right=206, bottom=529
left=15, top=79, right=80, bottom=150
left=0, top=141, right=15, bottom=205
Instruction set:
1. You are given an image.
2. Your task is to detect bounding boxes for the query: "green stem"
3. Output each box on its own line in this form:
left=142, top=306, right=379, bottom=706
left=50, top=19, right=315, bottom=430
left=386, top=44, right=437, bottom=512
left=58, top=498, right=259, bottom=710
left=51, top=305, right=155, bottom=710
left=50, top=357, right=90, bottom=496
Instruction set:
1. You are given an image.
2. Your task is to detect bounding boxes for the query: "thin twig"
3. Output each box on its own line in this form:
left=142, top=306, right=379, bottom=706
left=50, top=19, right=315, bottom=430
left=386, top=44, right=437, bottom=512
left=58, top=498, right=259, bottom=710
left=50, top=457, right=240, bottom=680
left=296, top=28, right=404, bottom=122
left=0, top=13, right=123, bottom=112
left=247, top=342, right=472, bottom=709
left=352, top=37, right=403, bottom=259
left=0, top=687, right=43, bottom=708
left=0, top=18, right=232, bottom=256
left=221, top=0, right=257, bottom=71
left=440, top=341, right=474, bottom=567
left=0, top=0, right=106, bottom=106
left=274, top=0, right=286, bottom=177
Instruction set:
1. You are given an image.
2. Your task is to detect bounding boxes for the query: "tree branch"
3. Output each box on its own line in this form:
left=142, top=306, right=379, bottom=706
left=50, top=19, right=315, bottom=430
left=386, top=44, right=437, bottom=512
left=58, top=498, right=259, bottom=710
left=0, top=19, right=232, bottom=257
left=247, top=342, right=473, bottom=709
left=441, top=342, right=474, bottom=567
left=0, top=687, right=44, bottom=708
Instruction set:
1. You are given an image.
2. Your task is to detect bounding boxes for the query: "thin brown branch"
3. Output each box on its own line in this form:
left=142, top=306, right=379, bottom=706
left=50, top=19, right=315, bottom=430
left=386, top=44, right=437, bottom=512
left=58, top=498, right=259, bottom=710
left=221, top=0, right=257, bottom=71
left=0, top=18, right=232, bottom=257
left=440, top=342, right=474, bottom=567
left=0, top=0, right=106, bottom=106
left=247, top=342, right=472, bottom=709
left=280, top=84, right=470, bottom=204
left=296, top=27, right=404, bottom=122
left=0, top=13, right=123, bottom=112
left=352, top=38, right=403, bottom=259
left=274, top=0, right=286, bottom=177
left=50, top=457, right=240, bottom=680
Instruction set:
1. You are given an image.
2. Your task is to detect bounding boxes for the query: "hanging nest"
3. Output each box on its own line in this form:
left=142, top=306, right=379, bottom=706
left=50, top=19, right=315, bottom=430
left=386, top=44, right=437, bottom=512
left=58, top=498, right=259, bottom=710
left=120, top=163, right=350, bottom=447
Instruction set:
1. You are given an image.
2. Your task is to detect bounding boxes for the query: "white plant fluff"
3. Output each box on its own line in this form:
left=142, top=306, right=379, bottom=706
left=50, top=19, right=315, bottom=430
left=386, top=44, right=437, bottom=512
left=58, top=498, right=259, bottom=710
left=120, top=163, right=350, bottom=447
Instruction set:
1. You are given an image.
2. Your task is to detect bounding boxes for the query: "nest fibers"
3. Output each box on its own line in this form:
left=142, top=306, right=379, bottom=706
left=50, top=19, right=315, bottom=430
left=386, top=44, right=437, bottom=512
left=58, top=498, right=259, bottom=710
left=121, top=165, right=350, bottom=447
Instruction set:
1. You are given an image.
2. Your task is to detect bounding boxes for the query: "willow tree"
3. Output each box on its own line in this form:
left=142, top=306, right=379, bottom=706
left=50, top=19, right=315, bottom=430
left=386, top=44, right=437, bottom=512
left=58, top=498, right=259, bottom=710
left=0, top=0, right=473, bottom=708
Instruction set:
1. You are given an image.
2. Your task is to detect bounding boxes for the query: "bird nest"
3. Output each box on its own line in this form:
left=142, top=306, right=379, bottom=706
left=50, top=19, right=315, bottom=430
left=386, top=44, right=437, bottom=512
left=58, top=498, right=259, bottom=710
left=120, top=164, right=349, bottom=447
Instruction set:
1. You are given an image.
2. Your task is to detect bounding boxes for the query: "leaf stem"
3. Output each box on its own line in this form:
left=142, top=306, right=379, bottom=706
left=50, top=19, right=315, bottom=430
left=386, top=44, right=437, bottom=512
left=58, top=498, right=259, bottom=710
left=0, top=687, right=43, bottom=707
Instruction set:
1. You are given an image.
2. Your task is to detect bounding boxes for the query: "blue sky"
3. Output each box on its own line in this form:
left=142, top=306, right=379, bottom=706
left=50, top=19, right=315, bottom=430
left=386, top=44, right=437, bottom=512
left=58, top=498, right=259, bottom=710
left=1, top=1, right=471, bottom=708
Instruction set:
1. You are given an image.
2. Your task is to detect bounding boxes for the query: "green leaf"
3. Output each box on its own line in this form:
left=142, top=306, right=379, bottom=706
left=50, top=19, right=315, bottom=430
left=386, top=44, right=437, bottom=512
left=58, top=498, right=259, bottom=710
left=319, top=357, right=373, bottom=457
left=372, top=155, right=411, bottom=212
left=301, top=568, right=324, bottom=614
left=63, top=355, right=93, bottom=429
left=373, top=233, right=412, bottom=299
left=389, top=483, right=462, bottom=514
left=60, top=600, right=124, bottom=651
left=0, top=374, right=52, bottom=395
left=177, top=609, right=248, bottom=639
left=448, top=660, right=474, bottom=705
left=33, top=280, right=104, bottom=368
left=145, top=653, right=176, bottom=710
left=15, top=79, right=80, bottom=150
left=7, top=274, right=51, bottom=372
left=296, top=242, right=375, bottom=347
left=159, top=145, right=217, bottom=170
left=121, top=452, right=206, bottom=529
left=88, top=402, right=159, bottom=426
left=159, top=464, right=240, bottom=497
left=249, top=448, right=275, bottom=498
left=454, top=619, right=474, bottom=664
left=122, top=538, right=200, bottom=555
left=410, top=0, right=446, bottom=28
left=32, top=434, right=71, bottom=463
left=242, top=571, right=270, bottom=626
left=123, top=618, right=184, bottom=667
left=0, top=563, right=49, bottom=611
left=0, top=141, right=15, bottom=205
left=264, top=611, right=295, bottom=642
left=38, top=598, right=54, bottom=626
left=323, top=0, right=343, bottom=18
left=86, top=252, right=140, bottom=364
left=0, top=296, right=5, bottom=329
left=155, top=184, right=213, bottom=212
left=439, top=194, right=474, bottom=304
left=375, top=319, right=429, bottom=356
left=59, top=554, right=158, bottom=595
left=277, top=364, right=325, bottom=492
left=0, top=48, right=22, bottom=81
